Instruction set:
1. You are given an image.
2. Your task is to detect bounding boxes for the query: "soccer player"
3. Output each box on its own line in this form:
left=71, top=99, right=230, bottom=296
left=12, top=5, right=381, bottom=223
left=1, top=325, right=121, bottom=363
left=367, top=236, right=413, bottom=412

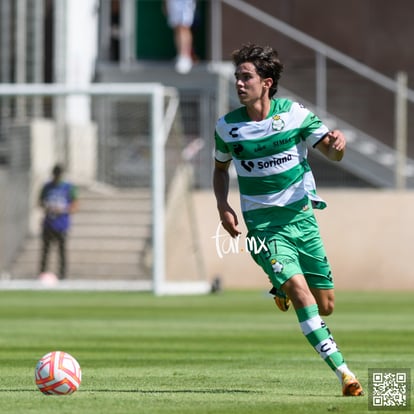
left=213, top=43, right=363, bottom=396
left=39, top=164, right=78, bottom=280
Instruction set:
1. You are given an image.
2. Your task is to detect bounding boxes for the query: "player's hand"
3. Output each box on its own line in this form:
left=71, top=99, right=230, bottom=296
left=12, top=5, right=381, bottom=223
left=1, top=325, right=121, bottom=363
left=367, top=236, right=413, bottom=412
left=327, top=130, right=346, bottom=151
left=218, top=205, right=241, bottom=238
left=322, top=129, right=346, bottom=161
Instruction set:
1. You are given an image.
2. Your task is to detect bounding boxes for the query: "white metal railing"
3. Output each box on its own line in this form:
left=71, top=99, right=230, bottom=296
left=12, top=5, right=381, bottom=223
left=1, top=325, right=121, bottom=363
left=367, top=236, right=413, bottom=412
left=210, top=0, right=411, bottom=188
left=214, top=0, right=414, bottom=105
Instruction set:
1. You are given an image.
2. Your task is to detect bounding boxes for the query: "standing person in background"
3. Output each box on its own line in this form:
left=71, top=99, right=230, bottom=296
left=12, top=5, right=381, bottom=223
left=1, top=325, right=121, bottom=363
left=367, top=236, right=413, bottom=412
left=213, top=43, right=364, bottom=396
left=164, top=0, right=196, bottom=74
left=39, top=164, right=78, bottom=280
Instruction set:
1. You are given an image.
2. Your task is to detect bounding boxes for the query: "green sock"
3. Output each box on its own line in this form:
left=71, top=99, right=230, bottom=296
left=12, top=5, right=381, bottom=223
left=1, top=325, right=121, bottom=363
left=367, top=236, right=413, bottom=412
left=296, top=304, right=347, bottom=376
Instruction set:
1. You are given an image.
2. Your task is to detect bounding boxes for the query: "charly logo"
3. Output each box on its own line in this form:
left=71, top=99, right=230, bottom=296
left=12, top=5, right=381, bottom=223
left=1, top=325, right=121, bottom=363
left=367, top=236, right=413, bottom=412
left=212, top=221, right=268, bottom=259
left=229, top=127, right=239, bottom=138
left=272, top=115, right=285, bottom=131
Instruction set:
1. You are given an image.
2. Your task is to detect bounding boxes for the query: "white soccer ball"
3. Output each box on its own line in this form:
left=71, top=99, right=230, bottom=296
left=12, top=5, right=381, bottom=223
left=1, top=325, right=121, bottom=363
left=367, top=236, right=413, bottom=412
left=35, top=351, right=82, bottom=395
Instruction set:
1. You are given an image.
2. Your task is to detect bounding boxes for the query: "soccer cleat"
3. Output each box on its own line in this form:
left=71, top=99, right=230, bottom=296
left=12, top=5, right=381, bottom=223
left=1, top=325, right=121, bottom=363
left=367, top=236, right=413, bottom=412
left=342, top=374, right=364, bottom=396
left=269, top=287, right=291, bottom=312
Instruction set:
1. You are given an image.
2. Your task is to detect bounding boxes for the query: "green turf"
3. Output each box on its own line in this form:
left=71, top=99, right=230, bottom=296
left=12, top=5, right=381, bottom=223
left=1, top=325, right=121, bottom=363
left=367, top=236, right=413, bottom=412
left=0, top=290, right=412, bottom=414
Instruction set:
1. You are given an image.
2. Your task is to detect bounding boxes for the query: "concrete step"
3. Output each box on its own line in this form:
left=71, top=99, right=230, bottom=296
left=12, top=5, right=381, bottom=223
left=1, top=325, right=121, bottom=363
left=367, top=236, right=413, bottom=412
left=23, top=237, right=147, bottom=252
left=10, top=251, right=150, bottom=280
left=78, top=198, right=152, bottom=213
left=72, top=212, right=151, bottom=226
left=11, top=263, right=150, bottom=280
left=71, top=224, right=150, bottom=238
left=12, top=249, right=141, bottom=265
left=9, top=186, right=153, bottom=281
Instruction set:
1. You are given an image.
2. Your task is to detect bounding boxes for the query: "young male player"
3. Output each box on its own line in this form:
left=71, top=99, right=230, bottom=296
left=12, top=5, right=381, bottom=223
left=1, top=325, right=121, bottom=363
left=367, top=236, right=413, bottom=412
left=213, top=43, right=363, bottom=396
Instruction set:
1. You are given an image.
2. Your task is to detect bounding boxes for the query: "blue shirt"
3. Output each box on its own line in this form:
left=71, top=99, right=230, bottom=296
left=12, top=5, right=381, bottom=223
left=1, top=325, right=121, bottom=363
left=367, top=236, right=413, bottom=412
left=40, top=181, right=77, bottom=232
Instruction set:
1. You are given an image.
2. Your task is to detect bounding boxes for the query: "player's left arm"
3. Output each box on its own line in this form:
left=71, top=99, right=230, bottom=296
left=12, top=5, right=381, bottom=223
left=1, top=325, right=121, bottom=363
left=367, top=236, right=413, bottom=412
left=315, top=129, right=346, bottom=161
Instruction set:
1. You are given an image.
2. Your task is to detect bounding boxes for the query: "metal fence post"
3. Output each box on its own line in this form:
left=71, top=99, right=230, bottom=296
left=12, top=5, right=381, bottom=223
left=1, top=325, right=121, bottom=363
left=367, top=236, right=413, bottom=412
left=395, top=71, right=408, bottom=190
left=316, top=51, right=327, bottom=114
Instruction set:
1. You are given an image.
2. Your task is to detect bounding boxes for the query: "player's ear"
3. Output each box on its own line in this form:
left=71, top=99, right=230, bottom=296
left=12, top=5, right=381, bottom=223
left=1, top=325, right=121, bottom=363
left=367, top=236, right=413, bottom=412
left=263, top=77, right=273, bottom=90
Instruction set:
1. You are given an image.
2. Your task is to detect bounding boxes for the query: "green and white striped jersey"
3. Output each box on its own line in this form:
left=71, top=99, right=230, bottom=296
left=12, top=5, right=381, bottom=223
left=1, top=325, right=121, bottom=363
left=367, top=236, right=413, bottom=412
left=214, top=98, right=329, bottom=230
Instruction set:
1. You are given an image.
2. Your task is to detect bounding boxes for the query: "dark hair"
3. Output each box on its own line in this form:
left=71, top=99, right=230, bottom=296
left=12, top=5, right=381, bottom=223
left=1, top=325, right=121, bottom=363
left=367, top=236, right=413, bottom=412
left=231, top=43, right=284, bottom=98
left=52, top=164, right=64, bottom=177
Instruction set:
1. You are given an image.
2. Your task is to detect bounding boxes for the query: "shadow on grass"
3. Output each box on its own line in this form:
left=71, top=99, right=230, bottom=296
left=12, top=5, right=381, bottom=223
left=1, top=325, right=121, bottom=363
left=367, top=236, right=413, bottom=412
left=88, top=389, right=260, bottom=394
left=0, top=389, right=260, bottom=394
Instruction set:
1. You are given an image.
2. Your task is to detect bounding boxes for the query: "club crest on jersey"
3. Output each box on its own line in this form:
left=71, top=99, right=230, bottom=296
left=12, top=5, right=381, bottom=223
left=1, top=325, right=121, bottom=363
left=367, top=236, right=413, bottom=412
left=272, top=115, right=285, bottom=131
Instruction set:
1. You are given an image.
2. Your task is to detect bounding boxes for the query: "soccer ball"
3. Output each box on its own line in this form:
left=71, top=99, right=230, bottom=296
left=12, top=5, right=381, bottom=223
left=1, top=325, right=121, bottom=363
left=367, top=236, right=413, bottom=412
left=34, top=351, right=82, bottom=395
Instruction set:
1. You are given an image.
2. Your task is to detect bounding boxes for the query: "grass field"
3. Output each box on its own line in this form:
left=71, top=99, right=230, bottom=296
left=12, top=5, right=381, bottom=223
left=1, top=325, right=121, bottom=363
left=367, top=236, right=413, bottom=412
left=0, top=290, right=412, bottom=414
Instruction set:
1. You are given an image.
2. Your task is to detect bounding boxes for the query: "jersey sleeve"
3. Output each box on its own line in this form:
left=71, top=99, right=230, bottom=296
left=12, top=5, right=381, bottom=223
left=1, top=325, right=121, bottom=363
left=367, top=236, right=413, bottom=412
left=214, top=120, right=232, bottom=163
left=295, top=103, right=329, bottom=147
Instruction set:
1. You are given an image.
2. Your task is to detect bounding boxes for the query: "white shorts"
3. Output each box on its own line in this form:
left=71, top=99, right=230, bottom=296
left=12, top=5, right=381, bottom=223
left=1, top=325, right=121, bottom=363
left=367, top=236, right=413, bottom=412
left=166, top=0, right=196, bottom=27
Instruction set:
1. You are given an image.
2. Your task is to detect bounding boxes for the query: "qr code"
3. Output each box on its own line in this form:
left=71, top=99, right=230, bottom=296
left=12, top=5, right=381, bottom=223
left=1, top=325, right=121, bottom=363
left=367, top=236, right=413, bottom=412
left=369, top=368, right=411, bottom=411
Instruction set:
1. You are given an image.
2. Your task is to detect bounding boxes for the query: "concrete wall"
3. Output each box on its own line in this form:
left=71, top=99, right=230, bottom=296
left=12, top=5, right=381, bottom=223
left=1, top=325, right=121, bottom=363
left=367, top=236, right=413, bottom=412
left=192, top=189, right=414, bottom=291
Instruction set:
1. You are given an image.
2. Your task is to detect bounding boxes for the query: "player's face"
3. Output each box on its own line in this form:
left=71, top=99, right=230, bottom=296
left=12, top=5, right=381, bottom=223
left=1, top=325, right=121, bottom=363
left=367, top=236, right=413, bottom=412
left=234, top=62, right=269, bottom=106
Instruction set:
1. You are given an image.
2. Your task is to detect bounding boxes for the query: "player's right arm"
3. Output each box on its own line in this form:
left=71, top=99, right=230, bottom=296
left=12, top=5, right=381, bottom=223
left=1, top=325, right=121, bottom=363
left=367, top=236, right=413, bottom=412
left=213, top=160, right=241, bottom=238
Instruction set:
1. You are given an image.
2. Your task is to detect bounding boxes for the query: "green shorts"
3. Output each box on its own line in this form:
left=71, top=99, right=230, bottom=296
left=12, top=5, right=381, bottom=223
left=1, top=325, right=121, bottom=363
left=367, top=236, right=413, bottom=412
left=248, top=215, right=333, bottom=290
